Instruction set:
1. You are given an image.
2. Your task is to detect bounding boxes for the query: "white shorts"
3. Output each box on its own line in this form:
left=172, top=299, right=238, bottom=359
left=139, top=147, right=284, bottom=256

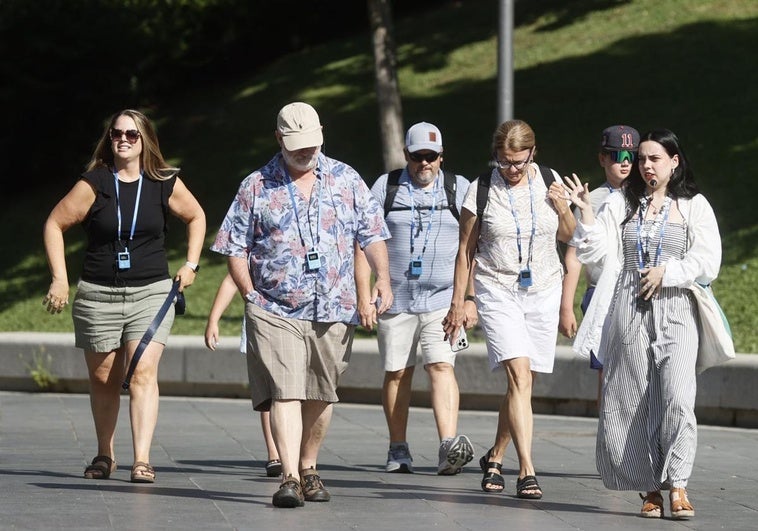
left=476, top=280, right=561, bottom=374
left=377, top=308, right=455, bottom=372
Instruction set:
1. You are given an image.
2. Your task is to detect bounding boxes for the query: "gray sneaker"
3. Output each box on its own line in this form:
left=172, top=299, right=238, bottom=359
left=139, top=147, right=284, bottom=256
left=386, top=443, right=413, bottom=473
left=437, top=434, right=474, bottom=475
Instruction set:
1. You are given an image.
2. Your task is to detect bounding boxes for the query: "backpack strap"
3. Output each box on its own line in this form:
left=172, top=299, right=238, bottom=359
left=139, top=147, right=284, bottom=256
left=475, top=171, right=492, bottom=220
left=384, top=168, right=461, bottom=221
left=538, top=164, right=555, bottom=187
left=442, top=170, right=459, bottom=221
left=536, top=164, right=569, bottom=272
left=383, top=168, right=404, bottom=218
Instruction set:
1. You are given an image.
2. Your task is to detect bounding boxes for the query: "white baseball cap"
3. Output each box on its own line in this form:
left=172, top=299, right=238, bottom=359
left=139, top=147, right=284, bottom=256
left=276, top=102, right=324, bottom=151
left=405, top=122, right=443, bottom=153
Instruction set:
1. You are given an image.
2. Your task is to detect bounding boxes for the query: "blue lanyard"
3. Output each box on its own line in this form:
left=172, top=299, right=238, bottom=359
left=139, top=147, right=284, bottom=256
left=408, top=175, right=439, bottom=259
left=284, top=169, right=322, bottom=251
left=504, top=173, right=536, bottom=267
left=113, top=172, right=143, bottom=245
left=636, top=196, right=671, bottom=269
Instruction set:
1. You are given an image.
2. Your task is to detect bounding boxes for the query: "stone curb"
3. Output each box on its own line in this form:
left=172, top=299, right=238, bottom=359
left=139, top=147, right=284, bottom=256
left=2, top=332, right=756, bottom=428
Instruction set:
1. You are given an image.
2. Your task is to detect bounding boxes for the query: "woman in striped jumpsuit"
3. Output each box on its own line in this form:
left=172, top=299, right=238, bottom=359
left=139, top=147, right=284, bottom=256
left=566, top=129, right=721, bottom=519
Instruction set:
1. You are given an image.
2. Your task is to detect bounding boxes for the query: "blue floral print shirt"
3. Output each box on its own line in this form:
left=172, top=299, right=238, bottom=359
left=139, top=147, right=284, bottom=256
left=211, top=152, right=390, bottom=324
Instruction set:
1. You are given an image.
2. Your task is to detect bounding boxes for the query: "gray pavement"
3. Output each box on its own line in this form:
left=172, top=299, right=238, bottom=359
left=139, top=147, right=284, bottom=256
left=1, top=391, right=756, bottom=530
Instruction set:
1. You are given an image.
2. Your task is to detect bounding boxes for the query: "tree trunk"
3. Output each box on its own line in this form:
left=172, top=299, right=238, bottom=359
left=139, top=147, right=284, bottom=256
left=368, top=0, right=405, bottom=172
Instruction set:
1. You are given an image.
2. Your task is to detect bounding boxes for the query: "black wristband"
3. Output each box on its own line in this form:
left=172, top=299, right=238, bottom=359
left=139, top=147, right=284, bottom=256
left=464, top=295, right=476, bottom=302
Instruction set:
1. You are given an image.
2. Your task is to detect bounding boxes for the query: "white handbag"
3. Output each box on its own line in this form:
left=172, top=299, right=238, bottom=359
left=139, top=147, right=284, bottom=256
left=688, top=282, right=735, bottom=374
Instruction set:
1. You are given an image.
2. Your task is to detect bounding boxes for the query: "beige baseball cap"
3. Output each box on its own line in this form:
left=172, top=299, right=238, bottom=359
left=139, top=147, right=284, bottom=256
left=276, top=102, right=324, bottom=151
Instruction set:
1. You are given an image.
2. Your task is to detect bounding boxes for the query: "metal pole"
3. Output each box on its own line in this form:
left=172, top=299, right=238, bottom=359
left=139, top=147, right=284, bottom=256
left=497, top=0, right=514, bottom=124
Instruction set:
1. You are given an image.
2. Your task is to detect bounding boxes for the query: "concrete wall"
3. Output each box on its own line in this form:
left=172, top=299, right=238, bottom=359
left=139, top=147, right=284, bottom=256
left=2, top=332, right=756, bottom=428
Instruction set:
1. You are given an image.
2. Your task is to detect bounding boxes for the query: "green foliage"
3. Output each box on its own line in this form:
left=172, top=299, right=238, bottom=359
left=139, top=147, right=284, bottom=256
left=2, top=0, right=757, bottom=352
left=24, top=348, right=59, bottom=390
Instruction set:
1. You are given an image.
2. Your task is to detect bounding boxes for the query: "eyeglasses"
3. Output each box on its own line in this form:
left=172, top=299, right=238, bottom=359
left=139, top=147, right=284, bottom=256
left=494, top=148, right=533, bottom=170
left=110, top=128, right=141, bottom=144
left=495, top=156, right=532, bottom=170
left=408, top=151, right=440, bottom=163
left=607, top=150, right=636, bottom=164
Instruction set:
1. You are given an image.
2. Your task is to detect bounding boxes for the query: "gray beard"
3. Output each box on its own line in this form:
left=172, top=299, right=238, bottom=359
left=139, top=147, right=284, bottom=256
left=282, top=149, right=318, bottom=173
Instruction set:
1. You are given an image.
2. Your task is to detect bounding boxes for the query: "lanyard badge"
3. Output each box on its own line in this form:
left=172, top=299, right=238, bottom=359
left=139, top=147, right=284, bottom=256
left=113, top=173, right=143, bottom=271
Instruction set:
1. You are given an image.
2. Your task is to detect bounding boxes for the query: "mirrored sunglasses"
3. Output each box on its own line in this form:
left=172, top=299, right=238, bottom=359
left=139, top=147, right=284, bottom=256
left=608, top=150, right=635, bottom=163
left=110, top=128, right=141, bottom=144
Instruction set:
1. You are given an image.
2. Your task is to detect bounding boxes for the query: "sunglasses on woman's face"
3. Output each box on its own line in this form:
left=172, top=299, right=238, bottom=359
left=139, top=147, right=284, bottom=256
left=110, top=128, right=141, bottom=144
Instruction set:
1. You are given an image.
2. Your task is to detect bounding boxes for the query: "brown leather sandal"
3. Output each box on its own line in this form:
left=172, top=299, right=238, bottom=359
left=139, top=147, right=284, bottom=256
left=130, top=461, right=155, bottom=483
left=670, top=487, right=694, bottom=519
left=84, top=455, right=116, bottom=479
left=639, top=491, right=664, bottom=518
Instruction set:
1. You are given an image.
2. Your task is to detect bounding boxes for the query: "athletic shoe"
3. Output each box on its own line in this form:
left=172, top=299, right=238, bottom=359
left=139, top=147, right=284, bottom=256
left=386, top=442, right=413, bottom=473
left=437, top=434, right=474, bottom=475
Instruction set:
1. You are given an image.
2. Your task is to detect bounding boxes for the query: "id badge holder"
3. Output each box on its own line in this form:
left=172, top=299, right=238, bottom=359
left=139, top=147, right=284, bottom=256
left=117, top=250, right=131, bottom=271
left=409, top=259, right=423, bottom=278
left=306, top=251, right=322, bottom=272
left=518, top=269, right=533, bottom=289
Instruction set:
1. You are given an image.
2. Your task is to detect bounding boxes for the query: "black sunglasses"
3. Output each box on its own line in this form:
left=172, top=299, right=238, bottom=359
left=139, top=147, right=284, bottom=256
left=110, top=128, right=141, bottom=144
left=408, top=151, right=440, bottom=163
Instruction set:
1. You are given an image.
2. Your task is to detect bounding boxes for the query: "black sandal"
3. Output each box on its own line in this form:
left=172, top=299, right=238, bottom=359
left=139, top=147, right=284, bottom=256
left=479, top=448, right=504, bottom=493
left=265, top=459, right=282, bottom=477
left=516, top=475, right=543, bottom=499
left=84, top=455, right=116, bottom=479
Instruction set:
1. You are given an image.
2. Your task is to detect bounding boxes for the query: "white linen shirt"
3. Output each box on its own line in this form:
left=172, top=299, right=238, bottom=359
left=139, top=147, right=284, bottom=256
left=570, top=192, right=721, bottom=361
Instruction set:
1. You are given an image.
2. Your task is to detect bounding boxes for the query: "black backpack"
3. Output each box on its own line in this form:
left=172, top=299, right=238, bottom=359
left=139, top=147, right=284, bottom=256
left=383, top=168, right=460, bottom=221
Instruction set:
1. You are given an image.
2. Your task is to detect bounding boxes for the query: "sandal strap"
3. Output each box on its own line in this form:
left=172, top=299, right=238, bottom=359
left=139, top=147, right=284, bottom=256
left=485, top=461, right=502, bottom=472
left=90, top=455, right=114, bottom=467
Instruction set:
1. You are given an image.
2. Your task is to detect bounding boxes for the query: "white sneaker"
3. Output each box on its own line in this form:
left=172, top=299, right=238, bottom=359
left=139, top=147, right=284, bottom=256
left=386, top=443, right=413, bottom=473
left=437, top=435, right=474, bottom=475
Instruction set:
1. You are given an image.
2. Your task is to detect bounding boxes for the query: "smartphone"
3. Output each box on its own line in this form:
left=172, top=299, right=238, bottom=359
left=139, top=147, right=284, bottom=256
left=451, top=327, right=469, bottom=352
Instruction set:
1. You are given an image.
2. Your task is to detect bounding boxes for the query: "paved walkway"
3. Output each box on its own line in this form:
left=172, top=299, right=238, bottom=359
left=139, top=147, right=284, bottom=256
left=1, top=392, right=756, bottom=530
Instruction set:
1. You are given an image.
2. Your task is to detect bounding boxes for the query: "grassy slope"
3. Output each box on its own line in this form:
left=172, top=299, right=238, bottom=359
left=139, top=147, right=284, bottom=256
left=2, top=0, right=757, bottom=351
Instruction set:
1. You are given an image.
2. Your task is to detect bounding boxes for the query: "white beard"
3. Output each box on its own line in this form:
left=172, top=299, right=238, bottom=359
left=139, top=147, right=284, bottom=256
left=282, top=148, right=319, bottom=172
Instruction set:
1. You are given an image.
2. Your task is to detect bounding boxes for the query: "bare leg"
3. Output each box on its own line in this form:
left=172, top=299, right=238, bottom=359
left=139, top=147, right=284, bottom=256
left=382, top=367, right=414, bottom=443
left=503, top=358, right=538, bottom=484
left=270, top=399, right=303, bottom=480
left=84, top=349, right=124, bottom=460
left=125, top=339, right=164, bottom=465
left=260, top=411, right=279, bottom=461
left=299, top=400, right=332, bottom=471
left=425, top=362, right=459, bottom=440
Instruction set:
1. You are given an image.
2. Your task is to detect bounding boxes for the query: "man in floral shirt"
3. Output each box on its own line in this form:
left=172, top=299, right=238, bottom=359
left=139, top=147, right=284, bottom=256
left=212, top=102, right=392, bottom=509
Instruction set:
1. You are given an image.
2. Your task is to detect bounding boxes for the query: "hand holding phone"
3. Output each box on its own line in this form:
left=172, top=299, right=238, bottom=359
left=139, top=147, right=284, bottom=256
left=451, top=327, right=469, bottom=352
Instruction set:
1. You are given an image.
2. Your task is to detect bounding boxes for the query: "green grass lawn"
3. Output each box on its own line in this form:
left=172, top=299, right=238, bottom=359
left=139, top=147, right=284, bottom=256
left=2, top=0, right=757, bottom=352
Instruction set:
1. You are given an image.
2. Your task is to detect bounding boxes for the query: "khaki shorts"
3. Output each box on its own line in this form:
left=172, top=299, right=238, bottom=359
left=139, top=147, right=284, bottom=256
left=377, top=308, right=455, bottom=372
left=245, top=303, right=355, bottom=412
left=72, top=279, right=175, bottom=353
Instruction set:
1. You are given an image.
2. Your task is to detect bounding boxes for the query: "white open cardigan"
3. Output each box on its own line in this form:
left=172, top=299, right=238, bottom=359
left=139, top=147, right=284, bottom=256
left=571, top=192, right=721, bottom=362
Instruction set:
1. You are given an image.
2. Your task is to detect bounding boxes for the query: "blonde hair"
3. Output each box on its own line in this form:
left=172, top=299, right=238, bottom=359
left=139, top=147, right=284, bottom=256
left=491, top=119, right=537, bottom=156
left=86, top=109, right=179, bottom=181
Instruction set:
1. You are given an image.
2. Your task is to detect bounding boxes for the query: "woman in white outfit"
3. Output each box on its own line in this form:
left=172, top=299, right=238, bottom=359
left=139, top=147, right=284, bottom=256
left=567, top=129, right=721, bottom=520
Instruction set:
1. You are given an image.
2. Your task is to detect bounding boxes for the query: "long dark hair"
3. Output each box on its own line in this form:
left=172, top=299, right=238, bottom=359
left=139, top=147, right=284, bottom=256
left=622, top=128, right=699, bottom=224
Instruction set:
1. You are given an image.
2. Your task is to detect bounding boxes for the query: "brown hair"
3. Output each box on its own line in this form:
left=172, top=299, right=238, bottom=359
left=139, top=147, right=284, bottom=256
left=86, top=109, right=179, bottom=181
left=491, top=119, right=536, bottom=157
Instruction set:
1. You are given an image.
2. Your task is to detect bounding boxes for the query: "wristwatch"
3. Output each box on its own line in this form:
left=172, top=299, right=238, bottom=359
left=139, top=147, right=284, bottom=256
left=185, top=261, right=200, bottom=273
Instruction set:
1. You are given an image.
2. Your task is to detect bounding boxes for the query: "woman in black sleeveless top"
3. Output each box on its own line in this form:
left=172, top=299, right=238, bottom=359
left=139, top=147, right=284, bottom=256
left=43, top=109, right=205, bottom=483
